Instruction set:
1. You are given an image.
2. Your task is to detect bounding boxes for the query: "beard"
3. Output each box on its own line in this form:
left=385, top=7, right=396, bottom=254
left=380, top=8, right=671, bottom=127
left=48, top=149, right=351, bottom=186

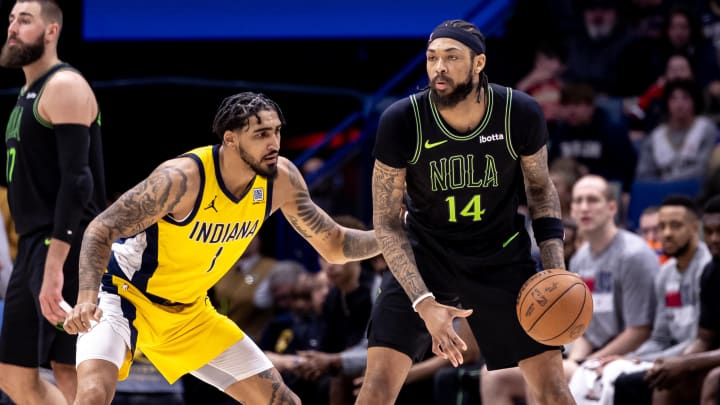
left=239, top=147, right=278, bottom=179
left=0, top=32, right=45, bottom=68
left=430, top=69, right=475, bottom=107
left=664, top=239, right=691, bottom=258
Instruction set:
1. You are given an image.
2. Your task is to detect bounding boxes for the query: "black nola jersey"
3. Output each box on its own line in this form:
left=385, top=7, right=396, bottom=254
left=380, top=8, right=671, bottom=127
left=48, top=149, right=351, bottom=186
left=4, top=63, right=105, bottom=236
left=374, top=84, right=548, bottom=263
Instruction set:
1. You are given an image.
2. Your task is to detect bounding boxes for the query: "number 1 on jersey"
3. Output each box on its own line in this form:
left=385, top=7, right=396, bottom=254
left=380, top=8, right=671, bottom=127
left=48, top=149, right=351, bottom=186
left=205, top=246, right=223, bottom=272
left=445, top=194, right=485, bottom=222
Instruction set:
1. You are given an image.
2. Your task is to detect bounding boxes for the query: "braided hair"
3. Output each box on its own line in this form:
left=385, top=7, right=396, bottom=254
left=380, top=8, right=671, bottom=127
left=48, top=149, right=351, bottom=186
left=433, top=19, right=489, bottom=103
left=212, top=92, right=286, bottom=140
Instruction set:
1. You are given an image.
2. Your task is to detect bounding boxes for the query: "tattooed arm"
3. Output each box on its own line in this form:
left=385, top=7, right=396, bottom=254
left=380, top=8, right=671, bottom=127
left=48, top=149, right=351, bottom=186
left=371, top=160, right=428, bottom=301
left=274, top=157, right=379, bottom=263
left=520, top=145, right=565, bottom=270
left=64, top=158, right=198, bottom=334
left=372, top=160, right=472, bottom=367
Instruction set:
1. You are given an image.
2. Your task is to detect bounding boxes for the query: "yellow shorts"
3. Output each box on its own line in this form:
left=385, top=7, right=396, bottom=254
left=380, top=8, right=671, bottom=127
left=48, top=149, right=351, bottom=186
left=108, top=275, right=245, bottom=383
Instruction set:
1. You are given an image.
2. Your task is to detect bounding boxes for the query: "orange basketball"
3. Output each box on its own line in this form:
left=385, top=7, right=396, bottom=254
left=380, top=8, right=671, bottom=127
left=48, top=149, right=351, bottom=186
left=516, top=269, right=593, bottom=346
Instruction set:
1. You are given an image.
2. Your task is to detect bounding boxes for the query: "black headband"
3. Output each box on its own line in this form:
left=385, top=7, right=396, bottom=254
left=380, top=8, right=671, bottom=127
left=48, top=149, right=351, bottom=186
left=428, top=26, right=485, bottom=55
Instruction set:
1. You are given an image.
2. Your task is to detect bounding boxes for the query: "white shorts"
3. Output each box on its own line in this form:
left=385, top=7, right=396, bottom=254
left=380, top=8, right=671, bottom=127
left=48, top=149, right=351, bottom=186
left=76, top=291, right=273, bottom=390
left=76, top=291, right=132, bottom=370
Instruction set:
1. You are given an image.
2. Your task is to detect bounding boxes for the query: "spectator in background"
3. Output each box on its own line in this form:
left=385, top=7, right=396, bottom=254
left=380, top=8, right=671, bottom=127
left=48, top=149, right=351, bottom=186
left=635, top=79, right=718, bottom=182
left=481, top=174, right=658, bottom=404
left=263, top=269, right=330, bottom=405
left=300, top=156, right=346, bottom=216
left=550, top=157, right=586, bottom=220
left=515, top=42, right=566, bottom=124
left=622, top=0, right=668, bottom=42
left=613, top=194, right=720, bottom=405
left=562, top=0, right=653, bottom=97
left=569, top=196, right=711, bottom=404
left=258, top=260, right=313, bottom=354
left=293, top=215, right=373, bottom=404
left=549, top=82, right=637, bottom=194
left=637, top=205, right=669, bottom=264
left=633, top=53, right=695, bottom=136
left=565, top=175, right=657, bottom=374
left=659, top=5, right=720, bottom=90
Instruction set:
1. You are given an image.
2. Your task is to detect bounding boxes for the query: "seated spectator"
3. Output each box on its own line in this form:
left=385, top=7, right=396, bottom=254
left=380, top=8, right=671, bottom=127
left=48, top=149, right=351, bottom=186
left=635, top=79, right=718, bottom=182
left=637, top=205, right=669, bottom=264
left=515, top=42, right=566, bottom=124
left=264, top=269, right=330, bottom=405
left=562, top=0, right=652, bottom=97
left=549, top=82, right=637, bottom=194
left=293, top=215, right=374, bottom=404
left=568, top=196, right=711, bottom=403
left=633, top=53, right=695, bottom=135
left=257, top=260, right=313, bottom=354
left=550, top=157, right=586, bottom=220
left=481, top=175, right=658, bottom=404
left=657, top=5, right=720, bottom=90
left=613, top=194, right=720, bottom=405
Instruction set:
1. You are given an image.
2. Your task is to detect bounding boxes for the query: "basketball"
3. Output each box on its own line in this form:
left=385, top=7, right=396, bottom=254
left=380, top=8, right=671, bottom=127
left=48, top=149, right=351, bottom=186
left=516, top=269, right=593, bottom=346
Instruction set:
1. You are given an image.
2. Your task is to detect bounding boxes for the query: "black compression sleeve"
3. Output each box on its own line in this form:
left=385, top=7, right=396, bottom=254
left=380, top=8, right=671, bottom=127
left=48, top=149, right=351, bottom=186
left=52, top=124, right=94, bottom=243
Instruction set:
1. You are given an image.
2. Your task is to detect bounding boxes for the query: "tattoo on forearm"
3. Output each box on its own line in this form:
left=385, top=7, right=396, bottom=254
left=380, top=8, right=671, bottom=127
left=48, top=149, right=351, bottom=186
left=294, top=191, right=335, bottom=236
left=373, top=162, right=429, bottom=300
left=521, top=147, right=562, bottom=219
left=257, top=369, right=297, bottom=404
left=78, top=166, right=188, bottom=292
left=341, top=229, right=379, bottom=260
left=285, top=214, right=311, bottom=238
left=78, top=222, right=113, bottom=291
left=538, top=239, right=565, bottom=270
left=283, top=160, right=336, bottom=240
left=521, top=147, right=565, bottom=270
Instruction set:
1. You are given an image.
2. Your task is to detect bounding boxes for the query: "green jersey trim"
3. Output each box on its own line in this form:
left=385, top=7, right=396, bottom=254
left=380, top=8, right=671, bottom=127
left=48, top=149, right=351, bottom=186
left=428, top=86, right=494, bottom=141
left=504, top=87, right=518, bottom=160
left=408, top=94, right=423, bottom=165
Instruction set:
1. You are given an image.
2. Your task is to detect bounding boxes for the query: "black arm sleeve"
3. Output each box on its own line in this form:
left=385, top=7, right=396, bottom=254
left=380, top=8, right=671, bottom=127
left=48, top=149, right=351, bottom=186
left=52, top=124, right=94, bottom=243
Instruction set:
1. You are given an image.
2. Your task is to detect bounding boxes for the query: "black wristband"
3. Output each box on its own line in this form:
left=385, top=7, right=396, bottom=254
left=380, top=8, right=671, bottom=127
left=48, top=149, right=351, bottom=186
left=532, top=217, right=564, bottom=244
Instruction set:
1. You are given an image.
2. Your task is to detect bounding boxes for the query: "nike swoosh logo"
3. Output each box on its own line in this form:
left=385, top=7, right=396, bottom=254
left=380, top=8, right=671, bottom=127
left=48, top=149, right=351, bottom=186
left=424, top=139, right=448, bottom=149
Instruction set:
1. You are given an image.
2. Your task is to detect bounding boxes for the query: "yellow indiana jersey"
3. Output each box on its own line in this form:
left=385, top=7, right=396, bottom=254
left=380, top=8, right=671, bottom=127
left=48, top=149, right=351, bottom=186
left=102, top=145, right=273, bottom=304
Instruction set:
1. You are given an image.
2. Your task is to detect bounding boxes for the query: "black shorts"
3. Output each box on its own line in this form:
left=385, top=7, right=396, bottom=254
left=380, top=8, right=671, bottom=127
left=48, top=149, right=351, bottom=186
left=0, top=229, right=82, bottom=367
left=367, top=242, right=559, bottom=370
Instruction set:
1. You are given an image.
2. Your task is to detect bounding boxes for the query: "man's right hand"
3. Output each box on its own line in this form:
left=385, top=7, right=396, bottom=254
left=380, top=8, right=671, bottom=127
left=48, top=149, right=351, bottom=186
left=416, top=298, right=473, bottom=367
left=63, top=301, right=102, bottom=334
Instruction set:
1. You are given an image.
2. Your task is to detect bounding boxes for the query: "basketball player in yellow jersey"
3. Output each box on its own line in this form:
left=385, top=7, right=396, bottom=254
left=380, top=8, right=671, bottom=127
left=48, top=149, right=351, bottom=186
left=62, top=92, right=380, bottom=405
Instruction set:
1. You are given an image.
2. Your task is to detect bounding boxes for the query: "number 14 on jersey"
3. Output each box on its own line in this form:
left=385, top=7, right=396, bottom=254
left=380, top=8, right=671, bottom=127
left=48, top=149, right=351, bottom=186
left=445, top=194, right=485, bottom=222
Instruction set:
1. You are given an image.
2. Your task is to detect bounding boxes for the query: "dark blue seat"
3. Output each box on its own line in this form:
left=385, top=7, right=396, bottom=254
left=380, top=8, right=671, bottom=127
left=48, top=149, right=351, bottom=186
left=626, top=178, right=702, bottom=231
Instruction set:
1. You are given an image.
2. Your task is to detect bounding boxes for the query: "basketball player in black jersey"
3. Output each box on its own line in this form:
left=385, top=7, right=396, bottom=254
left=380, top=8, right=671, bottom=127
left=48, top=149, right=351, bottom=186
left=355, top=20, right=575, bottom=405
left=0, top=1, right=105, bottom=404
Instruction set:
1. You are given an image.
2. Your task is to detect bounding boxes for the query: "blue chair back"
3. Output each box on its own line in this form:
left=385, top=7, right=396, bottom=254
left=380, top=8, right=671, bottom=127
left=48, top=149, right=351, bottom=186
left=626, top=178, right=702, bottom=230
